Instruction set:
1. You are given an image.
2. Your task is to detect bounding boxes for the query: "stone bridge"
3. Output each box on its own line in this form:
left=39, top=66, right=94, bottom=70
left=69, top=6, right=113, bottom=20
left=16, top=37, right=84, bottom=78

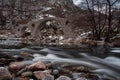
left=26, top=17, right=73, bottom=39
left=14, top=17, right=74, bottom=43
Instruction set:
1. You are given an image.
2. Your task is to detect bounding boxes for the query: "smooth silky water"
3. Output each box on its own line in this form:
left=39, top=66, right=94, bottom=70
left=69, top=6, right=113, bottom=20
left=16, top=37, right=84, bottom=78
left=0, top=46, right=120, bottom=79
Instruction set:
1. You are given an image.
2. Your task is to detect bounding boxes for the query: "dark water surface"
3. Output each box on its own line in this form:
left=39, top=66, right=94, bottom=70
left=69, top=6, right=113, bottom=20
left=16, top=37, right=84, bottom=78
left=0, top=46, right=120, bottom=79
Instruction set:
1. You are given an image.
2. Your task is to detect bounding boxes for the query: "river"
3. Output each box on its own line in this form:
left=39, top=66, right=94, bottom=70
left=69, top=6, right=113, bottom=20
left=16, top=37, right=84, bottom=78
left=0, top=46, right=120, bottom=80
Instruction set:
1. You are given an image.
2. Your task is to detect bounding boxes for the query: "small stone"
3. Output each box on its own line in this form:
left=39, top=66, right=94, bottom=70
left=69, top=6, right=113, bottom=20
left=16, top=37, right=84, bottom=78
left=0, top=67, right=12, bottom=80
left=21, top=71, right=33, bottom=77
left=9, top=62, right=26, bottom=72
left=42, top=75, right=54, bottom=80
left=33, top=70, right=51, bottom=80
left=56, top=76, right=71, bottom=80
left=28, top=61, right=46, bottom=71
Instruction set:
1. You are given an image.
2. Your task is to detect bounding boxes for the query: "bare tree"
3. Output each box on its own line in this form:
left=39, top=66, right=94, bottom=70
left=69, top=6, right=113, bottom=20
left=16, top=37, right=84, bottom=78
left=105, top=0, right=119, bottom=42
left=81, top=0, right=107, bottom=40
left=81, top=0, right=120, bottom=41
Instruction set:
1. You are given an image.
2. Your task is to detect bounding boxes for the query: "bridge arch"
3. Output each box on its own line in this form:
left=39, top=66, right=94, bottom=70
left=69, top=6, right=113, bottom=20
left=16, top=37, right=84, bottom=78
left=27, top=17, right=73, bottom=43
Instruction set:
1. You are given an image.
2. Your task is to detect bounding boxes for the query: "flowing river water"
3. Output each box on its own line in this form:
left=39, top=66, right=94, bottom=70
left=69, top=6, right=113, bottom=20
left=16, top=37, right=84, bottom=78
left=0, top=46, right=120, bottom=80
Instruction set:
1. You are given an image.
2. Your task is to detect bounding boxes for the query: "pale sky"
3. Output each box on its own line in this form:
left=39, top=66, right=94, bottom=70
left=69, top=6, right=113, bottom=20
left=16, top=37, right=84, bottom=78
left=73, top=0, right=82, bottom=5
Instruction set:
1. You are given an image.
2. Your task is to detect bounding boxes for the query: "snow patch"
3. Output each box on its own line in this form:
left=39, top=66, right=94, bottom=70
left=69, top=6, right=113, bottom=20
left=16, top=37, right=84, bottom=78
left=43, top=7, right=52, bottom=11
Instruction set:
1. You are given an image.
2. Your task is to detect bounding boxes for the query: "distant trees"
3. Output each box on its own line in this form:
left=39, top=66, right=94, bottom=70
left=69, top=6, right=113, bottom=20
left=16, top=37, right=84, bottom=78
left=0, top=0, right=76, bottom=29
left=0, top=0, right=42, bottom=28
left=80, top=0, right=120, bottom=41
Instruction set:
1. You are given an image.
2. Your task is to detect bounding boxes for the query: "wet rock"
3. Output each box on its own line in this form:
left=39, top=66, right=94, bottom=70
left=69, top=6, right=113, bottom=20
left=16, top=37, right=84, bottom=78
left=28, top=61, right=46, bottom=71
left=76, top=77, right=87, bottom=80
left=56, top=76, right=71, bottom=80
left=9, top=62, right=26, bottom=72
left=21, top=71, right=33, bottom=78
left=33, top=70, right=51, bottom=80
left=0, top=58, right=15, bottom=64
left=72, top=66, right=90, bottom=72
left=0, top=67, right=12, bottom=80
left=42, top=75, right=54, bottom=80
left=0, top=53, right=15, bottom=64
left=60, top=69, right=72, bottom=75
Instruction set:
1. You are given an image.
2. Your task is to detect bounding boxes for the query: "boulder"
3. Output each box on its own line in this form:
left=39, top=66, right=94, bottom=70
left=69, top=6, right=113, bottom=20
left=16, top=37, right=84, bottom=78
left=56, top=76, right=71, bottom=80
left=33, top=70, right=51, bottom=80
left=0, top=67, right=12, bottom=80
left=9, top=62, right=26, bottom=72
left=27, top=61, right=46, bottom=71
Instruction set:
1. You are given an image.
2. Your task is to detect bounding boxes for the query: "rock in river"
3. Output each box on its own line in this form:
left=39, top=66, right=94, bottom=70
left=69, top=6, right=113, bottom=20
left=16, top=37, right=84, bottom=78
left=9, top=62, right=26, bottom=72
left=0, top=67, right=12, bottom=80
left=28, top=61, right=46, bottom=71
left=72, top=66, right=90, bottom=72
left=33, top=70, right=51, bottom=80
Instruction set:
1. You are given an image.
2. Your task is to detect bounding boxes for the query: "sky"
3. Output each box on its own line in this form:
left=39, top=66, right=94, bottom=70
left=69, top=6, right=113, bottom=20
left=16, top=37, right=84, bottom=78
left=73, top=0, right=82, bottom=5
